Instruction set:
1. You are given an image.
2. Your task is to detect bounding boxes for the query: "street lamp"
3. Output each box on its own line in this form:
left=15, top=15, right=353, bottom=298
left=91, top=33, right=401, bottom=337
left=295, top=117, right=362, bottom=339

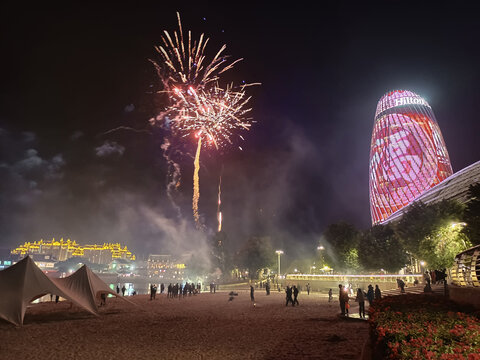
left=275, top=250, right=284, bottom=278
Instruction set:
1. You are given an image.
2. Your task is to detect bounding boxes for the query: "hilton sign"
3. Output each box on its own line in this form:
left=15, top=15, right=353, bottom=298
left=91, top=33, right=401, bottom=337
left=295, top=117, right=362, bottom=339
left=375, top=95, right=431, bottom=118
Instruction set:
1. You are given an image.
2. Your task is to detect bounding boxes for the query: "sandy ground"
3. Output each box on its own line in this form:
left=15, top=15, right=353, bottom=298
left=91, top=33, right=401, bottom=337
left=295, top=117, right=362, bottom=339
left=0, top=290, right=369, bottom=360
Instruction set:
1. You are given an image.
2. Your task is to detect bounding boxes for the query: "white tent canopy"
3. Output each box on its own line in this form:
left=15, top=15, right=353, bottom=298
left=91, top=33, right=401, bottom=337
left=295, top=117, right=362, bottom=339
left=0, top=256, right=134, bottom=326
left=0, top=256, right=97, bottom=326
left=52, top=264, right=133, bottom=314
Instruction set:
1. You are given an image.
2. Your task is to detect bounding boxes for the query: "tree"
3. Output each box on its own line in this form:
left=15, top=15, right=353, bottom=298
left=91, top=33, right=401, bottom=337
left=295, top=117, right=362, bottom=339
left=419, top=224, right=470, bottom=269
left=359, top=224, right=407, bottom=273
left=463, top=183, right=480, bottom=246
left=322, top=222, right=360, bottom=272
left=237, top=236, right=275, bottom=279
left=395, top=199, right=468, bottom=269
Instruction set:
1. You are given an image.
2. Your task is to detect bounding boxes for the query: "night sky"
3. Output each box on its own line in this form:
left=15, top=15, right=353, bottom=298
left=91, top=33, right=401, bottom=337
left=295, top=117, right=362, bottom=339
left=1, top=2, right=480, bottom=260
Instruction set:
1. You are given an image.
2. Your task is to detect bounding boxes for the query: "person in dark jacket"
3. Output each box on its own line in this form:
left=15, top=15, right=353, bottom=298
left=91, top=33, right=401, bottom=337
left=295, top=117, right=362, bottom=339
left=366, top=284, right=374, bottom=306
left=355, top=288, right=366, bottom=318
left=293, top=285, right=299, bottom=306
left=338, top=284, right=346, bottom=315
left=285, top=286, right=294, bottom=306
left=374, top=285, right=381, bottom=300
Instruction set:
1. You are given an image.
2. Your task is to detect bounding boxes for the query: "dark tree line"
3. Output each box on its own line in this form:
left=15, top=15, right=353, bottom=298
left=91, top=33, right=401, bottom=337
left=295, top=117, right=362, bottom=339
left=206, top=183, right=480, bottom=278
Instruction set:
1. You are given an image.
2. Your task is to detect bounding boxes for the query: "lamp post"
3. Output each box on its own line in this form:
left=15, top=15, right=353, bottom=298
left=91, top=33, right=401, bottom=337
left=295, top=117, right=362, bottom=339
left=275, top=250, right=284, bottom=279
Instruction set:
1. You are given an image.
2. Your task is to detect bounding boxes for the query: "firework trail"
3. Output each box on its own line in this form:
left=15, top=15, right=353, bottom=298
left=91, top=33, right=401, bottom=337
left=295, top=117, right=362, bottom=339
left=217, top=168, right=223, bottom=232
left=102, top=126, right=152, bottom=136
left=192, top=136, right=202, bottom=228
left=160, top=138, right=182, bottom=218
left=151, top=12, right=259, bottom=229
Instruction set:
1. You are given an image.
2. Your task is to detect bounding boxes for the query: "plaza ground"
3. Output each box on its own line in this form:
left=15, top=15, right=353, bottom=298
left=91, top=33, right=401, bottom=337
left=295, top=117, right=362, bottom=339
left=0, top=290, right=369, bottom=359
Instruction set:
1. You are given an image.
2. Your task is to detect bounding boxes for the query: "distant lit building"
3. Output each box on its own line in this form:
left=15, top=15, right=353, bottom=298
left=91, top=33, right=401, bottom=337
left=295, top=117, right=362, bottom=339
left=11, top=238, right=135, bottom=265
left=369, top=90, right=453, bottom=224
left=11, top=238, right=78, bottom=261
left=30, top=254, right=57, bottom=270
left=147, top=254, right=186, bottom=281
left=72, top=243, right=135, bottom=264
left=0, top=248, right=15, bottom=270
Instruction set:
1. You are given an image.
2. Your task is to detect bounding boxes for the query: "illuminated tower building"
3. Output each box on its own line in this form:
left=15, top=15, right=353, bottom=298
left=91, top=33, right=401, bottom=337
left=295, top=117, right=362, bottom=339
left=369, top=90, right=453, bottom=224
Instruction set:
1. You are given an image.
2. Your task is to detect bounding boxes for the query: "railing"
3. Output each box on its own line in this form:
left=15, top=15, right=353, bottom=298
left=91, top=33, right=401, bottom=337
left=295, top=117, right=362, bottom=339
left=285, top=273, right=423, bottom=283
left=451, top=245, right=480, bottom=287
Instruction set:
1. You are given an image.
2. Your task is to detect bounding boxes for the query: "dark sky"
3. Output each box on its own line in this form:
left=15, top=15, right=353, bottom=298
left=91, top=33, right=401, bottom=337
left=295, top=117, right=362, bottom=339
left=1, top=1, right=480, bottom=259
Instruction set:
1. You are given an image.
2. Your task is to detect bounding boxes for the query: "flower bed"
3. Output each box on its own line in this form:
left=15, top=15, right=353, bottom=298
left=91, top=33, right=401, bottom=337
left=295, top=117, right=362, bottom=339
left=368, top=294, right=480, bottom=359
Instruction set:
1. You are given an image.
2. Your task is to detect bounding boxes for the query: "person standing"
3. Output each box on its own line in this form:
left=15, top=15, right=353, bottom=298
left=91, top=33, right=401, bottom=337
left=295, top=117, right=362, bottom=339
left=374, top=285, right=381, bottom=300
left=328, top=288, right=333, bottom=302
left=121, top=285, right=126, bottom=296
left=100, top=293, right=106, bottom=306
left=306, top=283, right=310, bottom=295
left=160, top=283, right=165, bottom=294
left=285, top=286, right=294, bottom=306
left=250, top=285, right=255, bottom=303
left=265, top=282, right=270, bottom=295
left=355, top=288, right=366, bottom=318
left=338, top=284, right=346, bottom=316
left=293, top=285, right=299, bottom=306
left=344, top=289, right=350, bottom=316
left=367, top=284, right=374, bottom=306
left=116, top=285, right=120, bottom=294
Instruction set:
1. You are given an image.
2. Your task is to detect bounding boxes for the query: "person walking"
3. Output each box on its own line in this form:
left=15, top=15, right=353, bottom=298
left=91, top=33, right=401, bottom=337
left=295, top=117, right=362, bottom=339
left=366, top=284, right=374, bottom=306
left=355, top=288, right=366, bottom=318
left=399, top=279, right=405, bottom=293
left=250, top=285, right=255, bottom=303
left=293, top=285, right=299, bottom=306
left=338, top=284, right=346, bottom=316
left=285, top=286, right=294, bottom=306
left=374, top=285, right=381, bottom=300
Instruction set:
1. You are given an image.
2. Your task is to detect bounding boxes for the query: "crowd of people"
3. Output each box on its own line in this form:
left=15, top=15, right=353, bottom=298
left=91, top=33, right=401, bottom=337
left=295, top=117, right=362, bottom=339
left=338, top=283, right=382, bottom=318
left=165, top=282, right=201, bottom=298
left=113, top=278, right=433, bottom=319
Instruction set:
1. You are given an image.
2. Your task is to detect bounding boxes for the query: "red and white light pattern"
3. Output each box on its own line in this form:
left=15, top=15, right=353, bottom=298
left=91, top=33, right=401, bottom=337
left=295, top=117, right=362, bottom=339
left=369, top=90, right=453, bottom=224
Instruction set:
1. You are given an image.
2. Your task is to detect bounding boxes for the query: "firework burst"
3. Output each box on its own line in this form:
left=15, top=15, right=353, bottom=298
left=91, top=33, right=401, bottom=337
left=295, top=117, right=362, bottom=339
left=151, top=12, right=259, bottom=229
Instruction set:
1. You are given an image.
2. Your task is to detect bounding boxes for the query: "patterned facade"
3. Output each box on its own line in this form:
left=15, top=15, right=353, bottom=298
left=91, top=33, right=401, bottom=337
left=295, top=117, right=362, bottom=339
left=369, top=90, right=453, bottom=224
